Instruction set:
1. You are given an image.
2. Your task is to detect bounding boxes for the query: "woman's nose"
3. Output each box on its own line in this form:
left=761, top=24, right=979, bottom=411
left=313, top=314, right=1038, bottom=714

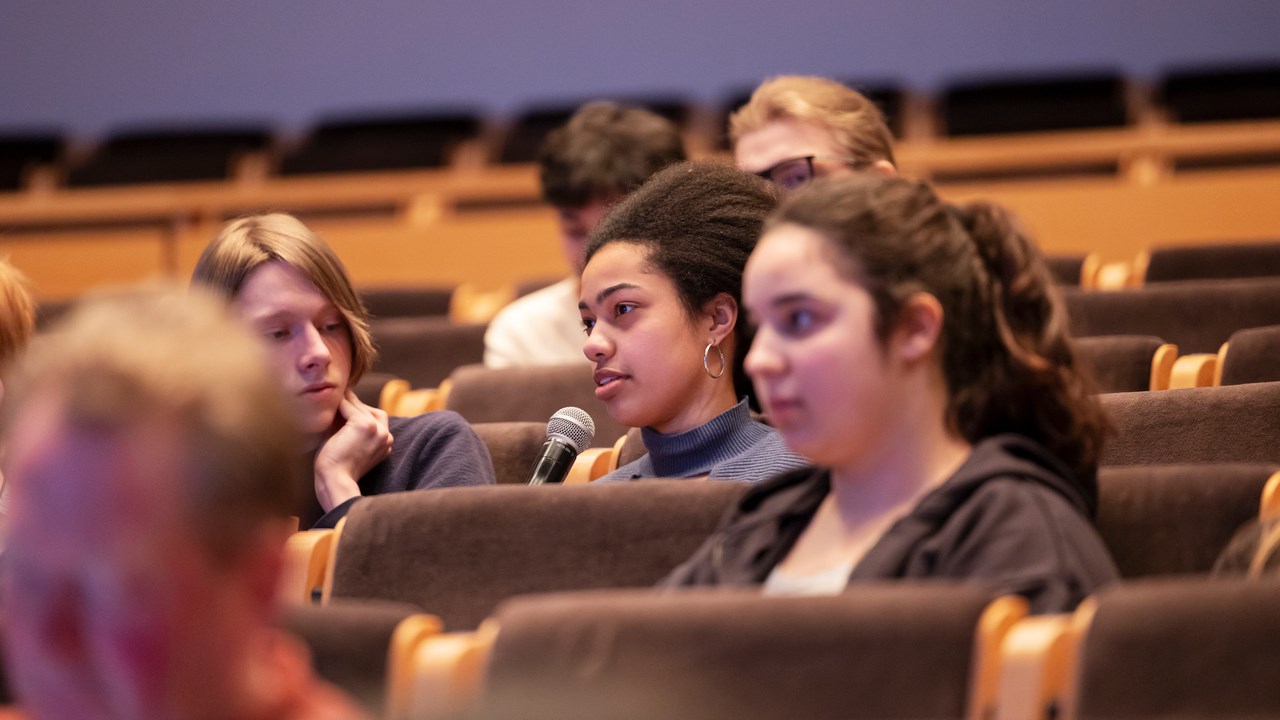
left=582, top=326, right=613, bottom=361
left=743, top=329, right=783, bottom=378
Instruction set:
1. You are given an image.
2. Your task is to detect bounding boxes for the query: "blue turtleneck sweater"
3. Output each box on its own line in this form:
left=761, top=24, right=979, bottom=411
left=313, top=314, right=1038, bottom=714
left=597, top=400, right=811, bottom=483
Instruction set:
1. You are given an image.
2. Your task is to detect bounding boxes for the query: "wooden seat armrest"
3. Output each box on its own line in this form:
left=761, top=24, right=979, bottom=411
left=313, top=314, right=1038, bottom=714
left=970, top=595, right=1028, bottom=720
left=393, top=387, right=442, bottom=416
left=1167, top=353, right=1217, bottom=389
left=406, top=619, right=500, bottom=720
left=279, top=529, right=335, bottom=605
left=993, top=614, right=1075, bottom=720
left=565, top=447, right=616, bottom=484
left=1149, top=343, right=1178, bottom=391
left=385, top=614, right=445, bottom=720
left=319, top=517, right=347, bottom=605
left=379, top=378, right=412, bottom=414
left=451, top=283, right=516, bottom=324
left=1260, top=470, right=1280, bottom=522
left=1094, top=260, right=1134, bottom=290
left=1213, top=340, right=1230, bottom=387
left=1079, top=252, right=1102, bottom=290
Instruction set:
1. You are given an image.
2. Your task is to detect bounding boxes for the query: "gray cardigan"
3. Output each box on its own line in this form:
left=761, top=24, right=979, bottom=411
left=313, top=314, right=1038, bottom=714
left=597, top=400, right=811, bottom=484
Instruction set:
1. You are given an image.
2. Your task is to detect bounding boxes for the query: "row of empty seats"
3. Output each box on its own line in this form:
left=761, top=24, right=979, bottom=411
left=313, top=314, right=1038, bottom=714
left=1054, top=240, right=1280, bottom=289
left=2, top=64, right=1277, bottom=190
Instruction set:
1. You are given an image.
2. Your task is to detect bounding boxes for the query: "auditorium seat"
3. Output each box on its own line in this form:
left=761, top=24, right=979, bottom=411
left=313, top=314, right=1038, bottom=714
left=1099, top=381, right=1280, bottom=466
left=1217, top=324, right=1280, bottom=386
left=496, top=104, right=575, bottom=164
left=940, top=71, right=1129, bottom=137
left=1063, top=277, right=1280, bottom=353
left=1136, top=239, right=1280, bottom=284
left=281, top=529, right=337, bottom=604
left=64, top=125, right=271, bottom=186
left=1159, top=63, right=1280, bottom=124
left=469, top=421, right=549, bottom=485
left=1067, top=578, right=1280, bottom=719
left=360, top=285, right=455, bottom=319
left=369, top=317, right=487, bottom=388
left=0, top=132, right=62, bottom=191
left=424, top=585, right=1023, bottom=720
left=279, top=111, right=481, bottom=175
left=321, top=481, right=746, bottom=630
left=1073, top=335, right=1174, bottom=392
left=497, top=97, right=692, bottom=164
left=283, top=601, right=435, bottom=717
left=1044, top=252, right=1100, bottom=287
left=442, top=363, right=630, bottom=445
left=1094, top=464, right=1279, bottom=578
left=449, top=283, right=516, bottom=324
left=615, top=425, right=646, bottom=467
left=352, top=370, right=402, bottom=408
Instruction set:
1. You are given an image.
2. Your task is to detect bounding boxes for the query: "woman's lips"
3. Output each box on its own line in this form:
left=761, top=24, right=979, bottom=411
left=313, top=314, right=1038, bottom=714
left=764, top=396, right=803, bottom=425
left=593, top=370, right=628, bottom=401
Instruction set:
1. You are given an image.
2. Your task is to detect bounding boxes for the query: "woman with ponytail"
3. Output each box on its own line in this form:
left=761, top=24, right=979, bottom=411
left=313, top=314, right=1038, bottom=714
left=662, top=174, right=1118, bottom=613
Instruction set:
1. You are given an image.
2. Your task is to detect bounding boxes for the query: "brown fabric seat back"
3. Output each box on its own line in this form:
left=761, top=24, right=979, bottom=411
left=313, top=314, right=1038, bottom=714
left=1096, top=464, right=1278, bottom=578
left=1220, top=323, right=1280, bottom=386
left=1074, top=578, right=1280, bottom=719
left=616, top=426, right=646, bottom=467
left=444, top=363, right=630, bottom=445
left=328, top=482, right=746, bottom=631
left=370, top=317, right=486, bottom=388
left=479, top=585, right=995, bottom=720
left=1075, top=335, right=1165, bottom=393
left=1044, top=253, right=1087, bottom=285
left=1063, top=277, right=1280, bottom=353
left=360, top=285, right=454, bottom=319
left=1143, top=240, right=1280, bottom=284
left=471, top=421, right=548, bottom=485
left=1099, top=381, right=1280, bottom=465
left=282, top=599, right=422, bottom=717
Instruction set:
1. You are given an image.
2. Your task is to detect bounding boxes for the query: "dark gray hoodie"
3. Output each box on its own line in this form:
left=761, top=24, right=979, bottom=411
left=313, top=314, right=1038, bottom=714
left=660, top=434, right=1119, bottom=613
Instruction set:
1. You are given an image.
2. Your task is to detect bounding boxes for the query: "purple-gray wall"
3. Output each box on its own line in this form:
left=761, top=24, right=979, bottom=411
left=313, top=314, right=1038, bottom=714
left=2, top=0, right=1277, bottom=139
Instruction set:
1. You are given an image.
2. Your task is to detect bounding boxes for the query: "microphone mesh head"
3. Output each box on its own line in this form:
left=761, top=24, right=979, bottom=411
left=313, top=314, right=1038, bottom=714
left=547, top=407, right=596, bottom=453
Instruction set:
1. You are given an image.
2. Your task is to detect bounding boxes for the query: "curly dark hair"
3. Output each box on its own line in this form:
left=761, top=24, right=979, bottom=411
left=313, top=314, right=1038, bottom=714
left=585, top=160, right=782, bottom=406
left=539, top=101, right=687, bottom=207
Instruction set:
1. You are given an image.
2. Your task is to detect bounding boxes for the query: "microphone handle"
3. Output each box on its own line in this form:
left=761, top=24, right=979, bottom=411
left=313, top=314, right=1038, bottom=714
left=527, top=438, right=579, bottom=485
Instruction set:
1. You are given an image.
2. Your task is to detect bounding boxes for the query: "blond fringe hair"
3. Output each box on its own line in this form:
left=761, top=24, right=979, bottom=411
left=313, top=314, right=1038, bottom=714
left=730, top=75, right=896, bottom=169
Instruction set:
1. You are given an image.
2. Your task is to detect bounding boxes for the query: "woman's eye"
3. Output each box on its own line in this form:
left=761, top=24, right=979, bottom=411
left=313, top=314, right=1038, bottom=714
left=786, top=309, right=816, bottom=333
left=581, top=317, right=596, bottom=335
left=266, top=328, right=290, bottom=341
left=615, top=303, right=636, bottom=317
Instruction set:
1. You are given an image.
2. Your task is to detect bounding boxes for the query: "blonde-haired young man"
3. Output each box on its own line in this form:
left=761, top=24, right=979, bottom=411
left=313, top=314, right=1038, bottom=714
left=732, top=75, right=897, bottom=190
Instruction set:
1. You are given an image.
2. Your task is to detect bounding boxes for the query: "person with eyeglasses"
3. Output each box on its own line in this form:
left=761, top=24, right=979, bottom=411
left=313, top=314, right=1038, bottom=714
left=732, top=76, right=897, bottom=190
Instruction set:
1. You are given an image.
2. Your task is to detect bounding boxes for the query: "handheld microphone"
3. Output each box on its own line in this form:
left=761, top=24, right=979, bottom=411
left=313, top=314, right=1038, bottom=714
left=527, top=407, right=596, bottom=485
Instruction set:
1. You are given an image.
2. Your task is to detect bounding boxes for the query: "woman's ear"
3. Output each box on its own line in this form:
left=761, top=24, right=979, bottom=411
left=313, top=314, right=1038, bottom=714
left=891, top=292, right=943, bottom=362
left=703, top=292, right=739, bottom=346
left=871, top=159, right=897, bottom=177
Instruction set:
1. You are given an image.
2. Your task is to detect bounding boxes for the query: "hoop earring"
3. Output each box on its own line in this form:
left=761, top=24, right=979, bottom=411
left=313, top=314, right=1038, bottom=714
left=703, top=342, right=726, bottom=379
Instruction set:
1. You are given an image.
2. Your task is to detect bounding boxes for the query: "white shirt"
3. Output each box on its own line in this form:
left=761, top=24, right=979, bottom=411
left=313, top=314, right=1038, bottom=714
left=483, top=276, right=589, bottom=368
left=762, top=561, right=856, bottom=597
